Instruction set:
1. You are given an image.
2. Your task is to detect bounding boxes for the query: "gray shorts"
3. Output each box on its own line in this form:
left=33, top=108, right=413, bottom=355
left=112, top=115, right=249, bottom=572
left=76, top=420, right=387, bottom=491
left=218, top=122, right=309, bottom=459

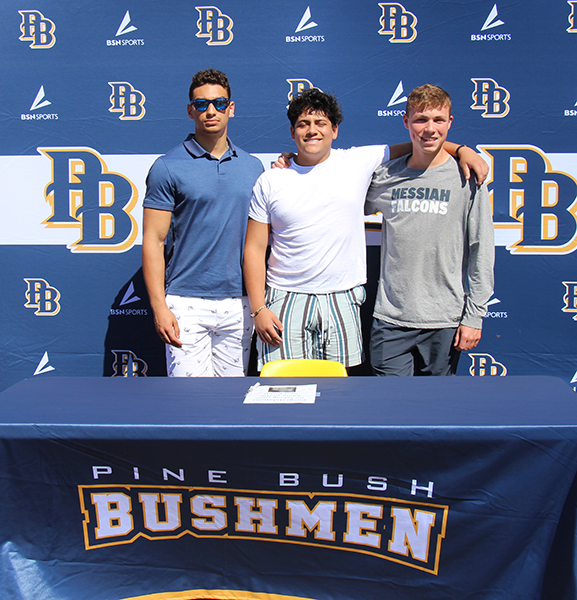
left=370, top=318, right=460, bottom=376
left=258, top=285, right=366, bottom=368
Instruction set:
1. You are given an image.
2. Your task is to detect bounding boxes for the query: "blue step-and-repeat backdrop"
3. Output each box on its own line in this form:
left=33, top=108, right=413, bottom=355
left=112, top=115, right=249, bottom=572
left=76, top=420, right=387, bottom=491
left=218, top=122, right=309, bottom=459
left=1, top=1, right=576, bottom=391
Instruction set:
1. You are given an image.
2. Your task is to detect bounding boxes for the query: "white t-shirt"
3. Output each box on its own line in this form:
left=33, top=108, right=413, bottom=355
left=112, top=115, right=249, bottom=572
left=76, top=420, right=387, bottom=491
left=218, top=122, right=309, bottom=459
left=249, top=145, right=389, bottom=294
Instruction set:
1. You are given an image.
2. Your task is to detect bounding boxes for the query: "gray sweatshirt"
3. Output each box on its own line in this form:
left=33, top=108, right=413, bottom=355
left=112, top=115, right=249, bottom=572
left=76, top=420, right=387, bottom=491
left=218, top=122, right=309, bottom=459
left=365, top=155, right=494, bottom=330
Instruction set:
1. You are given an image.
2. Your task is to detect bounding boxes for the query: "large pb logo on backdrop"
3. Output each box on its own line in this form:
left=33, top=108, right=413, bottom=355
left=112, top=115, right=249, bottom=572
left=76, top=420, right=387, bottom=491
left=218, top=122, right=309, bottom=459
left=18, top=10, right=56, bottom=48
left=196, top=6, right=233, bottom=45
left=109, top=82, right=146, bottom=120
left=39, top=147, right=138, bottom=252
left=378, top=3, right=417, bottom=42
left=481, top=145, right=577, bottom=254
left=23, top=278, right=61, bottom=316
left=471, top=78, right=510, bottom=118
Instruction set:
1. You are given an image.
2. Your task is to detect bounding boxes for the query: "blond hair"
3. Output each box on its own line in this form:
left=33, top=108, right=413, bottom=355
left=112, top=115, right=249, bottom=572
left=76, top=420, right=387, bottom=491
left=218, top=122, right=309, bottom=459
left=406, top=84, right=451, bottom=116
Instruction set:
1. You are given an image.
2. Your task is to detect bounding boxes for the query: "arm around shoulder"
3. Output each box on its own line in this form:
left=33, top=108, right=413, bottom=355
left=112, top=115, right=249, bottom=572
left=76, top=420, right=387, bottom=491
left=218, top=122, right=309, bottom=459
left=388, top=142, right=412, bottom=160
left=444, top=142, right=489, bottom=184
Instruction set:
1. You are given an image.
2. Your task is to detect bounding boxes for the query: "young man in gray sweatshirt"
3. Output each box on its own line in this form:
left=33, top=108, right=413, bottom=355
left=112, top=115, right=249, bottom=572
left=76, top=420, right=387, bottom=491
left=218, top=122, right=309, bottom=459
left=365, top=84, right=494, bottom=376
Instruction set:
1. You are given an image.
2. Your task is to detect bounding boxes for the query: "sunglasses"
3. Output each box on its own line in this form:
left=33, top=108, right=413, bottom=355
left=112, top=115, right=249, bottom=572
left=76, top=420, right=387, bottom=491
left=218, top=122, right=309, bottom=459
left=190, top=97, right=231, bottom=112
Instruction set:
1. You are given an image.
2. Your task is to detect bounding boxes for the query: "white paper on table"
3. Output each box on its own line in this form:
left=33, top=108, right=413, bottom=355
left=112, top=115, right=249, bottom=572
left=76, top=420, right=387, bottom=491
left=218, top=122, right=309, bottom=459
left=243, top=383, right=317, bottom=404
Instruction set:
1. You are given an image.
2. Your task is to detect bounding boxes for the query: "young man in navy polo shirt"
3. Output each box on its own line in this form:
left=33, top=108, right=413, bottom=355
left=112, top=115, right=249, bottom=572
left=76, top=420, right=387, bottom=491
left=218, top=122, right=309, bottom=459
left=142, top=69, right=264, bottom=377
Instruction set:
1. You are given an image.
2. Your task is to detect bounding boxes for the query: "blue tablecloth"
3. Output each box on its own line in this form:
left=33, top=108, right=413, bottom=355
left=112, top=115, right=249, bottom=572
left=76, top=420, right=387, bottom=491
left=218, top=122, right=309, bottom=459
left=0, top=376, right=576, bottom=600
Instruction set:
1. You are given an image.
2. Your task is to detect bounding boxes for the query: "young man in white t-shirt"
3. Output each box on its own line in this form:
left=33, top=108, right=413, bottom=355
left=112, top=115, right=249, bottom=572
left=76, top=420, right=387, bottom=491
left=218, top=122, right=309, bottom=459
left=243, top=88, right=488, bottom=369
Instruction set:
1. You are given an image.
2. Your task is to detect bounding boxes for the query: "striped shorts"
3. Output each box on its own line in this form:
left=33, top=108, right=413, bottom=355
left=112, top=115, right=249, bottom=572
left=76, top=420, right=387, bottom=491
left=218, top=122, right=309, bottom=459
left=258, top=285, right=366, bottom=368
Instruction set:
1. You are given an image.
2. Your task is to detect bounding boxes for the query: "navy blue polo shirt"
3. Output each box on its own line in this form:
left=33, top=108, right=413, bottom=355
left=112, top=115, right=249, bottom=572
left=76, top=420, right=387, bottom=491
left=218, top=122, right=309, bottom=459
left=144, top=134, right=264, bottom=297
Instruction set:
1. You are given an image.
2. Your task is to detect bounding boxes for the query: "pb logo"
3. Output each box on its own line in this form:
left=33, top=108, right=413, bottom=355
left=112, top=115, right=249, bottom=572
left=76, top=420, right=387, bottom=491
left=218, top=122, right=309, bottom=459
left=24, top=278, right=61, bottom=316
left=196, top=6, right=234, bottom=45
left=39, top=147, right=138, bottom=253
left=568, top=1, right=577, bottom=32
left=109, top=82, right=146, bottom=120
left=378, top=3, right=418, bottom=43
left=111, top=350, right=148, bottom=377
left=562, top=282, right=577, bottom=320
left=469, top=354, right=507, bottom=376
left=471, top=78, right=510, bottom=118
left=287, top=79, right=314, bottom=102
left=18, top=10, right=56, bottom=48
left=480, top=145, right=577, bottom=254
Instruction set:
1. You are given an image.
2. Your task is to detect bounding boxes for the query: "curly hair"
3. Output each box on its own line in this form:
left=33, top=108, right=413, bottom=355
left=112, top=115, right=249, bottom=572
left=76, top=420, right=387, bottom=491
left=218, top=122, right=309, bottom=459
left=287, top=88, right=343, bottom=127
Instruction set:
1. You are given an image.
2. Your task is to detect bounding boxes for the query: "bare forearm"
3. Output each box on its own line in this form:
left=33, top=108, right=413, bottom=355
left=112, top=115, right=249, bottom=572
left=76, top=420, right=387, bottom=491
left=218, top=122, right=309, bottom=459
left=141, top=207, right=182, bottom=346
left=388, top=142, right=413, bottom=160
left=142, top=240, right=168, bottom=313
left=443, top=141, right=461, bottom=156
left=243, top=252, right=283, bottom=346
left=243, top=245, right=267, bottom=312
left=243, top=219, right=283, bottom=345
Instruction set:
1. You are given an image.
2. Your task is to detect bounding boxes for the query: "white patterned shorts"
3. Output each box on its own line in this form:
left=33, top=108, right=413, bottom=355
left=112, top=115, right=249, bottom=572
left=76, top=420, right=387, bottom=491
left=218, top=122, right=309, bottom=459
left=165, top=295, right=252, bottom=377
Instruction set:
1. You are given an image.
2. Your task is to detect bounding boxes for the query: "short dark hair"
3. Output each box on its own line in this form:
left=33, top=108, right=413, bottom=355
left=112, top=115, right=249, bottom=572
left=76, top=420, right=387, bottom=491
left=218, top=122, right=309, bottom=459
left=189, top=69, right=231, bottom=101
left=406, top=84, right=452, bottom=116
left=287, top=88, right=343, bottom=127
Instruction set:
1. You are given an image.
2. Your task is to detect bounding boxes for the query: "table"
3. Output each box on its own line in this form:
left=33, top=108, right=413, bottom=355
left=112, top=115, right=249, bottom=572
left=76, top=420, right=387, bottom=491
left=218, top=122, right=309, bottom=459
left=0, top=376, right=576, bottom=600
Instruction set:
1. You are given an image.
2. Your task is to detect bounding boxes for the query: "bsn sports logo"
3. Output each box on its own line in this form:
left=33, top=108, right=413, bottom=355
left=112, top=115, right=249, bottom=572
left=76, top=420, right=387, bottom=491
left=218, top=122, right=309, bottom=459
left=30, top=86, right=51, bottom=110
left=196, top=6, right=233, bottom=45
left=39, top=147, right=138, bottom=253
left=111, top=350, right=148, bottom=376
left=469, top=354, right=507, bottom=376
left=34, top=351, right=55, bottom=376
left=107, top=10, right=144, bottom=46
left=21, top=86, right=58, bottom=121
left=482, top=4, right=504, bottom=30
left=480, top=145, right=577, bottom=255
left=286, top=7, right=324, bottom=43
left=471, top=78, right=510, bottom=118
left=377, top=81, right=408, bottom=117
left=110, top=281, right=148, bottom=316
left=378, top=3, right=417, bottom=43
left=109, top=82, right=146, bottom=120
left=116, top=10, right=137, bottom=35
left=287, top=79, right=315, bottom=103
left=24, top=278, right=61, bottom=316
left=471, top=4, right=511, bottom=41
left=18, top=10, right=56, bottom=48
left=296, top=6, right=317, bottom=31
left=562, top=282, right=577, bottom=320
left=568, top=1, right=577, bottom=32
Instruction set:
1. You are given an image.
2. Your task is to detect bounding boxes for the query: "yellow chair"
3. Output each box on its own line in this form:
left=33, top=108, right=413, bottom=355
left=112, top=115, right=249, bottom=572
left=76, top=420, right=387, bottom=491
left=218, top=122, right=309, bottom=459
left=260, top=359, right=347, bottom=377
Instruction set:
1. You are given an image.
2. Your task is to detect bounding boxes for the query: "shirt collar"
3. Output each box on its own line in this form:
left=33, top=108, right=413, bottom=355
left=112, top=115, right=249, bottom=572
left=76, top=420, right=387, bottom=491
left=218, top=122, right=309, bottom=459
left=183, top=134, right=238, bottom=160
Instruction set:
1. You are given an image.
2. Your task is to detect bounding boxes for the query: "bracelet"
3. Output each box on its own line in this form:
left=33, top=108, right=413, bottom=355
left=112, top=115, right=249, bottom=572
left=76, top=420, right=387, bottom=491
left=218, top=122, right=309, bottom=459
left=455, top=144, right=467, bottom=159
left=250, top=305, right=266, bottom=318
